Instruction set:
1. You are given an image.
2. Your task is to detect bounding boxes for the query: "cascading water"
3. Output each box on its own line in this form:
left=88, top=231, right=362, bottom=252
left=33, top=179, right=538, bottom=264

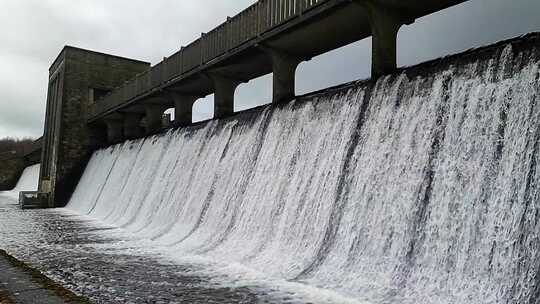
left=66, top=36, right=540, bottom=303
left=0, top=164, right=40, bottom=200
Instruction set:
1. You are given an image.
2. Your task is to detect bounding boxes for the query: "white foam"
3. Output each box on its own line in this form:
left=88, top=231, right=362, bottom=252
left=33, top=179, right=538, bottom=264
left=0, top=164, right=40, bottom=201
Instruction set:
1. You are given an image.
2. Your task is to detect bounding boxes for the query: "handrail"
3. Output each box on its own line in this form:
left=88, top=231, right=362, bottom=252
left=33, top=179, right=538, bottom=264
left=92, top=0, right=328, bottom=118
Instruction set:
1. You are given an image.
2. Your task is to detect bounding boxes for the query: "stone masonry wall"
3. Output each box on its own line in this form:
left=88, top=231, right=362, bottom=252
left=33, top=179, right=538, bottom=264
left=51, top=47, right=150, bottom=206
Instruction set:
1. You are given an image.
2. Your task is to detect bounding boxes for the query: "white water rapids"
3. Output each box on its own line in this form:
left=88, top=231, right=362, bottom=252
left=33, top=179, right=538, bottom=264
left=0, top=164, right=40, bottom=200
left=66, top=41, right=540, bottom=303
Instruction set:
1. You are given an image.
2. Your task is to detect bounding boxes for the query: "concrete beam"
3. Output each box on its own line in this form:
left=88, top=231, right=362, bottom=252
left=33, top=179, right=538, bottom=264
left=360, top=1, right=413, bottom=78
left=123, top=113, right=144, bottom=139
left=260, top=46, right=303, bottom=104
left=144, top=105, right=165, bottom=134
left=104, top=117, right=124, bottom=144
left=168, top=92, right=200, bottom=127
left=207, top=74, right=242, bottom=119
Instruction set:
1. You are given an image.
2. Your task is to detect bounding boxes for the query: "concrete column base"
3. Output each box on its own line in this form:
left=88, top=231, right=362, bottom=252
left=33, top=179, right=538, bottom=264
left=123, top=113, right=144, bottom=139
left=208, top=74, right=241, bottom=119
left=144, top=105, right=165, bottom=134
left=168, top=92, right=199, bottom=127
left=104, top=117, right=124, bottom=144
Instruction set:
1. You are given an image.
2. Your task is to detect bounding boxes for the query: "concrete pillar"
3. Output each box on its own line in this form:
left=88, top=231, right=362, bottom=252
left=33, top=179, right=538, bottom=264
left=144, top=105, right=164, bottom=134
left=261, top=48, right=302, bottom=104
left=208, top=74, right=241, bottom=119
left=168, top=92, right=199, bottom=127
left=104, top=117, right=124, bottom=144
left=123, top=113, right=144, bottom=139
left=162, top=113, right=172, bottom=128
left=361, top=2, right=412, bottom=78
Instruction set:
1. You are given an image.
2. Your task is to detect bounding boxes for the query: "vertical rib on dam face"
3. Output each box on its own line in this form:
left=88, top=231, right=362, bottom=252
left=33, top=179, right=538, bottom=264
left=67, top=35, right=540, bottom=303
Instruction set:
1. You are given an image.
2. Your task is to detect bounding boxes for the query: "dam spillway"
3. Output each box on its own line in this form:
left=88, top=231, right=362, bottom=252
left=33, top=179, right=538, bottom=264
left=60, top=35, right=540, bottom=303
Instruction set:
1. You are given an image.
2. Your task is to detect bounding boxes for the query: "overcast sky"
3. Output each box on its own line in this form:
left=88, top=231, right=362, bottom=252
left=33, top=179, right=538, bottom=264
left=0, top=0, right=539, bottom=139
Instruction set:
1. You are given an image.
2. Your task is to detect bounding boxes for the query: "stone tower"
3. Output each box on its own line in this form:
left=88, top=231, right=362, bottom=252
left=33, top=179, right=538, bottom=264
left=39, top=46, right=150, bottom=207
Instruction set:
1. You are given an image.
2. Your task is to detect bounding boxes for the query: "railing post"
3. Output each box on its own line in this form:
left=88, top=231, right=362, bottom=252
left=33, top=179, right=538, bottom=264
left=146, top=70, right=152, bottom=92
left=200, top=34, right=206, bottom=65
left=256, top=2, right=261, bottom=35
left=276, top=0, right=281, bottom=24
left=262, top=0, right=268, bottom=30
left=162, top=57, right=168, bottom=86
left=269, top=0, right=274, bottom=27
left=180, top=46, right=185, bottom=75
left=225, top=17, right=232, bottom=50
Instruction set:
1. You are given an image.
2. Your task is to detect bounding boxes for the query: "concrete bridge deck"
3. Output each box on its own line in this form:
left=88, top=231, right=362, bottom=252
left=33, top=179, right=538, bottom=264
left=89, top=0, right=466, bottom=142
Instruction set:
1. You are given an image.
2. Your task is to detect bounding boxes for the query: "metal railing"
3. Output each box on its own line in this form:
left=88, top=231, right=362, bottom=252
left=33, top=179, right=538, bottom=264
left=92, top=0, right=327, bottom=118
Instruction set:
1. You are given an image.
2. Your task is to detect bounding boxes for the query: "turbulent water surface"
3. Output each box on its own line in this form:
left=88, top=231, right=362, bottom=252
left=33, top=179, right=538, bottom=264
left=2, top=37, right=540, bottom=304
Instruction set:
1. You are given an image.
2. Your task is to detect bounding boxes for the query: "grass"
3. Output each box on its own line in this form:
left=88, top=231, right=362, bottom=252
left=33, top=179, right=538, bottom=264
left=0, top=249, right=93, bottom=304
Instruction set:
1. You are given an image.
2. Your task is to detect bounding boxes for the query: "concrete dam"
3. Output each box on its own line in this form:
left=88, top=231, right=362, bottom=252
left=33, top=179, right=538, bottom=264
left=60, top=34, right=540, bottom=303
left=1, top=0, right=540, bottom=303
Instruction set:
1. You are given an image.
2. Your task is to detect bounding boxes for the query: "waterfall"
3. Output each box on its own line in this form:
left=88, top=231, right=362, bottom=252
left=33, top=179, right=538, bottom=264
left=0, top=164, right=40, bottom=201
left=67, top=37, right=540, bottom=303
